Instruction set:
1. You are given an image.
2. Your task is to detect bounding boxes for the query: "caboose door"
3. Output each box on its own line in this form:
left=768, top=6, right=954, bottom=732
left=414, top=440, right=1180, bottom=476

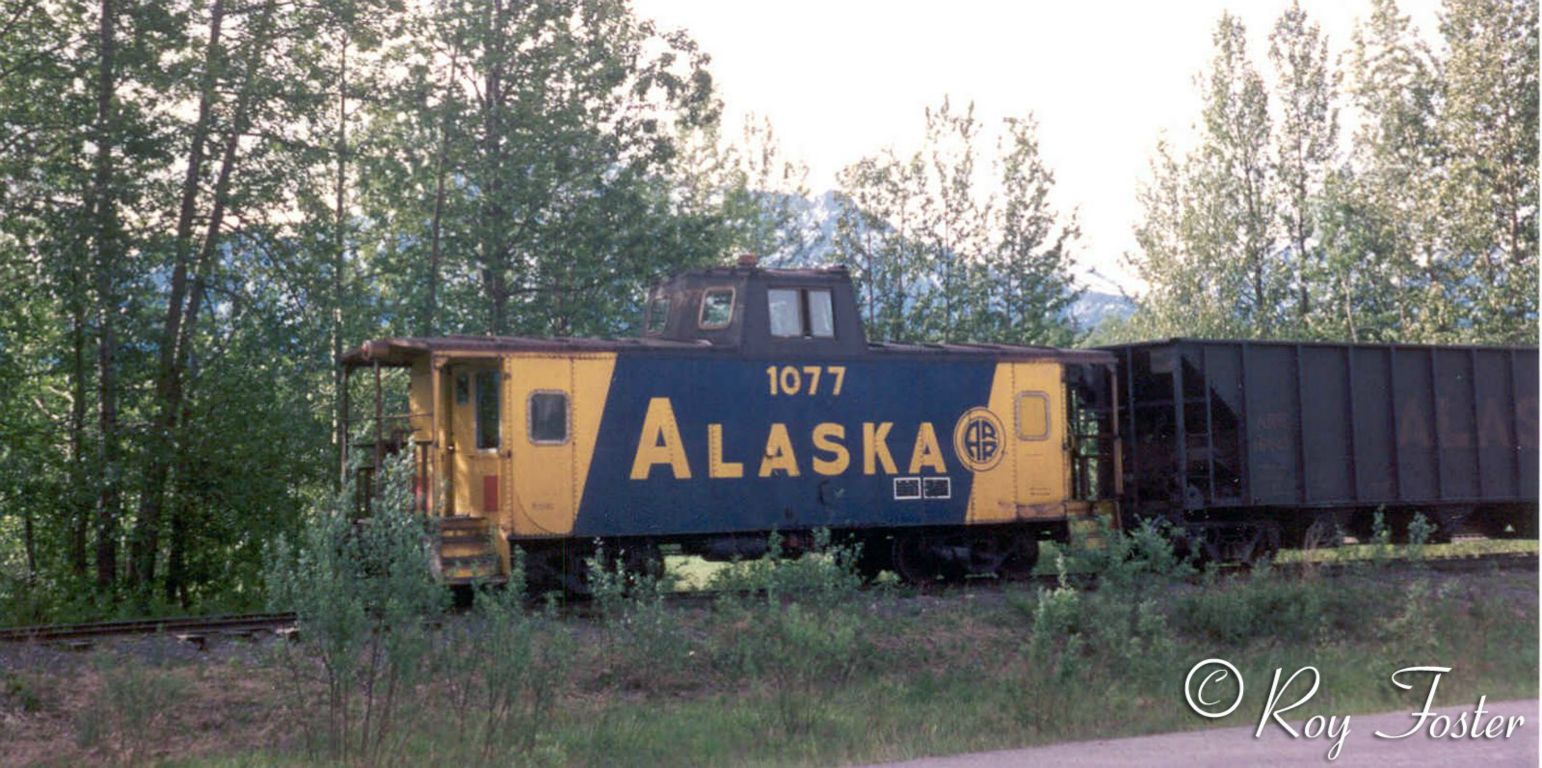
left=446, top=362, right=505, bottom=519
left=1011, top=362, right=1067, bottom=504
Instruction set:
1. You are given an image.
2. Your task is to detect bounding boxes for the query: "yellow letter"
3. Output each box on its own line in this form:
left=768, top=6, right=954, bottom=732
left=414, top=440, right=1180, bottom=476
left=708, top=423, right=744, bottom=479
left=759, top=423, right=801, bottom=477
left=630, top=397, right=692, bottom=479
left=908, top=422, right=948, bottom=474
left=812, top=423, right=849, bottom=475
left=863, top=422, right=897, bottom=475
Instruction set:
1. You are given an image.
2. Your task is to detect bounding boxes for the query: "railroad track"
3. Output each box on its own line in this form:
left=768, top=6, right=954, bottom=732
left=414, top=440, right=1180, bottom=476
left=1284, top=549, right=1539, bottom=576
left=0, top=612, right=296, bottom=645
left=2, top=551, right=1532, bottom=642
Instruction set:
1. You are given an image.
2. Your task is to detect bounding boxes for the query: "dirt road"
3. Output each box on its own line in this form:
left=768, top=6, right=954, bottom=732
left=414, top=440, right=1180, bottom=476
left=872, top=699, right=1538, bottom=767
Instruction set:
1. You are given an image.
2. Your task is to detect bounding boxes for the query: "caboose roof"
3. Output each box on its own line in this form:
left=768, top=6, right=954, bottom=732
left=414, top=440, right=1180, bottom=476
left=340, top=333, right=1114, bottom=367
left=341, top=265, right=1114, bottom=367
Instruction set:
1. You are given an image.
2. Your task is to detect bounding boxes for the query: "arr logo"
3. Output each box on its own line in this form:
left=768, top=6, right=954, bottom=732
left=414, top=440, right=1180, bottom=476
left=953, top=407, right=1004, bottom=472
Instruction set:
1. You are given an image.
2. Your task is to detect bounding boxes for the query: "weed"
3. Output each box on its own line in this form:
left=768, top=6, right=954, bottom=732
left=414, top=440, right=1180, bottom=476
left=586, top=544, right=695, bottom=693
left=74, top=655, right=187, bottom=765
left=1369, top=509, right=1395, bottom=567
left=707, top=529, right=869, bottom=735
left=1172, top=565, right=1368, bottom=646
left=1, top=670, right=45, bottom=714
left=1406, top=512, right=1435, bottom=561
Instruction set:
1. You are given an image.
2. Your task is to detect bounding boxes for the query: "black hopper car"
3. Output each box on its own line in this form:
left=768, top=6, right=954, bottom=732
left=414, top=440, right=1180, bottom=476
left=1104, top=339, right=1539, bottom=561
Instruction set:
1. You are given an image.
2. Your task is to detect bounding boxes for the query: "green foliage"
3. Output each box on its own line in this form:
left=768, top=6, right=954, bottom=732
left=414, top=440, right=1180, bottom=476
left=74, top=655, right=188, bottom=763
left=707, top=529, right=869, bottom=735
left=1369, top=508, right=1395, bottom=567
left=1172, top=565, right=1366, bottom=645
left=1406, top=511, right=1435, bottom=560
left=433, top=552, right=574, bottom=763
left=831, top=97, right=1083, bottom=345
left=1010, top=523, right=1190, bottom=678
left=1127, top=0, right=1537, bottom=344
left=586, top=545, right=695, bottom=693
left=0, top=0, right=734, bottom=619
left=264, top=447, right=446, bottom=763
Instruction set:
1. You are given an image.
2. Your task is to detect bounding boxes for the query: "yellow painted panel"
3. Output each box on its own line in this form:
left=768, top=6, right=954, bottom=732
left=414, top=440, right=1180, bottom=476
left=571, top=355, right=617, bottom=527
left=1011, top=362, right=1068, bottom=505
left=966, top=361, right=1071, bottom=524
left=408, top=358, right=433, bottom=441
left=966, top=364, right=1018, bottom=523
left=506, top=353, right=617, bottom=537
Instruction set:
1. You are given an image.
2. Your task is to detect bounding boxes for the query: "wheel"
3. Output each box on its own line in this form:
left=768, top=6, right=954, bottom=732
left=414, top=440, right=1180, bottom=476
left=892, top=534, right=950, bottom=584
left=962, top=533, right=1011, bottom=578
left=854, top=535, right=895, bottom=581
left=999, top=534, right=1040, bottom=580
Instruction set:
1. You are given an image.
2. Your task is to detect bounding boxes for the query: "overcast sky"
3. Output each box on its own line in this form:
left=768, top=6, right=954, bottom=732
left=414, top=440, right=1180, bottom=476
left=630, top=0, right=1443, bottom=292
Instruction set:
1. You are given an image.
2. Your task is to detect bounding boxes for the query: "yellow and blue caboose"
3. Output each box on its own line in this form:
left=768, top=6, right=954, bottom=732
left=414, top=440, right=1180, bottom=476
left=341, top=263, right=1121, bottom=588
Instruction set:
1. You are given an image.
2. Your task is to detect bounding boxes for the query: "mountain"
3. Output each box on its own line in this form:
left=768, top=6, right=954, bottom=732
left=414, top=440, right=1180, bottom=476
left=748, top=188, right=1136, bottom=334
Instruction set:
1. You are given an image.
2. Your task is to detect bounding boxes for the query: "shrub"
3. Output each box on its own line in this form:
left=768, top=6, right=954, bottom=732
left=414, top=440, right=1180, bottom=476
left=586, top=544, right=695, bottom=692
left=1172, top=565, right=1368, bottom=646
left=264, top=446, right=446, bottom=763
left=707, top=529, right=868, bottom=735
left=74, top=655, right=187, bottom=764
left=434, top=551, right=573, bottom=763
left=1369, top=509, right=1394, bottom=567
left=1406, top=512, right=1435, bottom=561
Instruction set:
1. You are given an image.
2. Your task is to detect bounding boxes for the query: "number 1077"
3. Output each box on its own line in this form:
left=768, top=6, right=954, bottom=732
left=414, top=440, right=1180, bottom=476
left=766, top=365, right=846, bottom=396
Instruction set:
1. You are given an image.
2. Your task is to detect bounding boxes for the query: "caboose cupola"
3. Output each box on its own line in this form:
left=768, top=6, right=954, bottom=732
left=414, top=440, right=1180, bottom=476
left=641, top=263, right=868, bottom=356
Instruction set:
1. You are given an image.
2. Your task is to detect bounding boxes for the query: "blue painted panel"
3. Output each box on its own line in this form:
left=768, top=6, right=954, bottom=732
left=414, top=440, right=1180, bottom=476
left=573, top=356, right=998, bottom=536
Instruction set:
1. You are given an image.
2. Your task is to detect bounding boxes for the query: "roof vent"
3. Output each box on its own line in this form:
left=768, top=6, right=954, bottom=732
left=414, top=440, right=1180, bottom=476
left=737, top=253, right=759, bottom=268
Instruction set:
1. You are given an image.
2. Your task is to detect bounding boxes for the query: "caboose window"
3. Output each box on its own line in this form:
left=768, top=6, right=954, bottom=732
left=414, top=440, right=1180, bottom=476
left=529, top=391, right=569, bottom=444
left=768, top=289, right=801, bottom=337
left=698, top=287, right=735, bottom=329
left=1016, top=391, right=1050, bottom=440
left=768, top=287, right=836, bottom=339
left=645, top=295, right=669, bottom=335
left=474, top=370, right=500, bottom=450
left=807, top=289, right=834, bottom=337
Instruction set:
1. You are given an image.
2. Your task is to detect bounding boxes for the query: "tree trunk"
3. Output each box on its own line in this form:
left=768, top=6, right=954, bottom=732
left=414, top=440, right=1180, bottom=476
left=130, top=0, right=225, bottom=586
left=479, top=0, right=508, bottom=335
left=157, top=0, right=274, bottom=600
left=68, top=264, right=89, bottom=576
left=424, top=50, right=458, bottom=336
left=90, top=0, right=120, bottom=590
left=332, top=35, right=349, bottom=484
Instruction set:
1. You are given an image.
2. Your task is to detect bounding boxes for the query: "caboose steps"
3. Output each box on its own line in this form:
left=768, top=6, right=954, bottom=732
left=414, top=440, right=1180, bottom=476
left=431, top=517, right=509, bottom=585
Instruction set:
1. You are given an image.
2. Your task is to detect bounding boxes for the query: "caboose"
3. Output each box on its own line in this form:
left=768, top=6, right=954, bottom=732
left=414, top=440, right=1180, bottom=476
left=340, top=260, right=1121, bottom=590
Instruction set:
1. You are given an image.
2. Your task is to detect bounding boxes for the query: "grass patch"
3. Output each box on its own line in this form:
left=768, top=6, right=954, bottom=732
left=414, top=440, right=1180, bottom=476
left=7, top=525, right=1534, bottom=767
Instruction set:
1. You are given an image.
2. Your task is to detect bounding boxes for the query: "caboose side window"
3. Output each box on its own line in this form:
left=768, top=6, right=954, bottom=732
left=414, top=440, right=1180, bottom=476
left=699, top=287, right=735, bottom=329
left=529, top=391, right=569, bottom=444
left=645, top=295, right=669, bottom=335
left=475, top=370, right=500, bottom=450
left=768, top=289, right=801, bottom=337
left=807, top=289, right=834, bottom=337
left=1016, top=391, right=1050, bottom=440
left=768, top=287, right=836, bottom=339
